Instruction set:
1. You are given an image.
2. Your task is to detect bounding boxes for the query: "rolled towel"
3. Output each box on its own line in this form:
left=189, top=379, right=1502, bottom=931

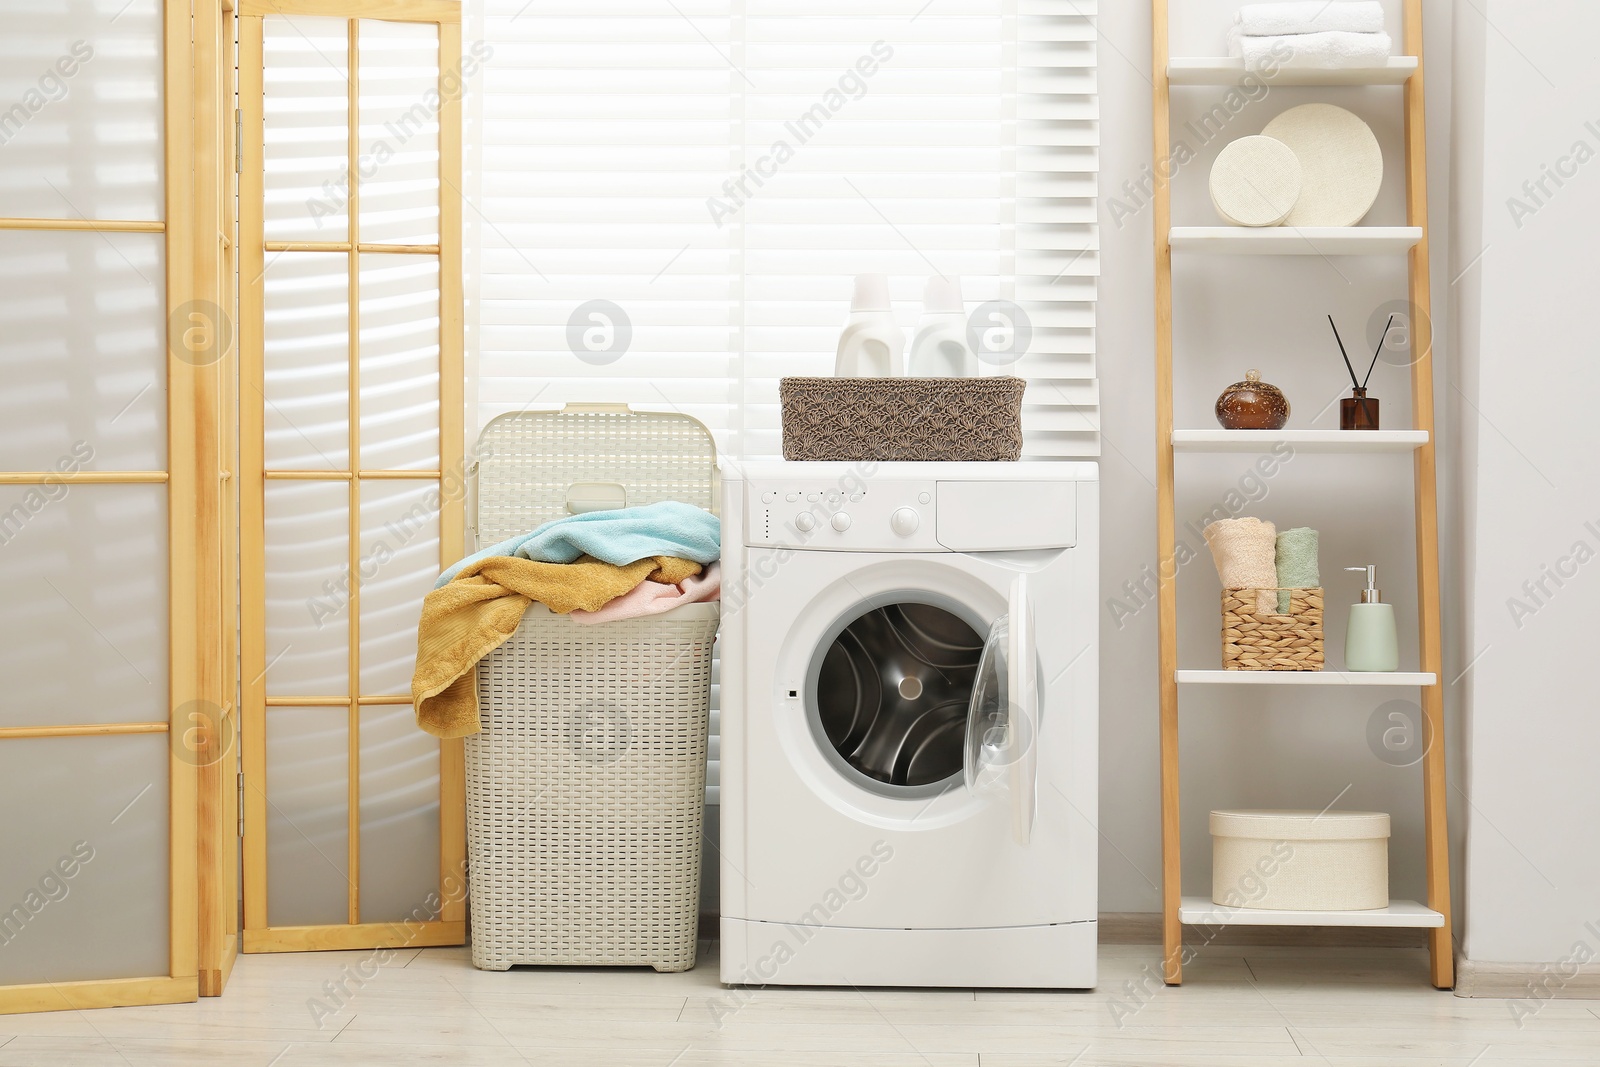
left=1274, top=527, right=1320, bottom=613
left=1234, top=1, right=1386, bottom=37
left=1228, top=29, right=1393, bottom=71
left=1204, top=518, right=1278, bottom=614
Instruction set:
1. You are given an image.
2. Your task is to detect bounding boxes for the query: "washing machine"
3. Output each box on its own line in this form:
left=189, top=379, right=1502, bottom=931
left=719, top=460, right=1098, bottom=988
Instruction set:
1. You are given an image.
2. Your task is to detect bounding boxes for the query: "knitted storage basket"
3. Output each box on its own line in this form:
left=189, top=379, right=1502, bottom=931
left=1221, top=587, right=1325, bottom=671
left=779, top=376, right=1025, bottom=462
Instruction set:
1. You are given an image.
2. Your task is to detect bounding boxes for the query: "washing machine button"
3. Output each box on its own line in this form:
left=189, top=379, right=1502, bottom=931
left=806, top=492, right=820, bottom=502
left=761, top=490, right=777, bottom=503
left=794, top=513, right=817, bottom=533
left=918, top=491, right=932, bottom=505
left=785, top=492, right=799, bottom=503
left=890, top=507, right=920, bottom=536
left=830, top=512, right=852, bottom=532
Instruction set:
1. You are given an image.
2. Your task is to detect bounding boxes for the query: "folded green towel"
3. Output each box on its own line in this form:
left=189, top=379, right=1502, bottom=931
left=1274, top=527, right=1320, bottom=613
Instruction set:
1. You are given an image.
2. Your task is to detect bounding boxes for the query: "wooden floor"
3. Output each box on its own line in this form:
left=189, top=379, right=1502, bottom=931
left=1, top=942, right=1596, bottom=1065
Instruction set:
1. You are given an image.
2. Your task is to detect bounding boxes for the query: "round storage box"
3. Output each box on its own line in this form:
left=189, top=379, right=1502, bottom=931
left=1210, top=809, right=1389, bottom=911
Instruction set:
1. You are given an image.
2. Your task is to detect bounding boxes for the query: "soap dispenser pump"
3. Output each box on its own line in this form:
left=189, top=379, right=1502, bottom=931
left=1343, top=565, right=1399, bottom=672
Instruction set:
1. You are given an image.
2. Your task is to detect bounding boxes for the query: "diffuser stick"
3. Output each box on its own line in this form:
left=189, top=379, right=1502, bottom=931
left=1328, top=315, right=1359, bottom=389
left=1362, top=314, right=1395, bottom=390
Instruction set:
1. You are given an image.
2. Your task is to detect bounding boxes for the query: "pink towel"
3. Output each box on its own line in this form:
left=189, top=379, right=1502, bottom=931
left=568, top=562, right=722, bottom=624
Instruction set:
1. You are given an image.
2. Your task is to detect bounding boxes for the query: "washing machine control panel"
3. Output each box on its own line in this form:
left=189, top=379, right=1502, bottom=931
left=746, top=476, right=1079, bottom=552
left=747, top=478, right=942, bottom=551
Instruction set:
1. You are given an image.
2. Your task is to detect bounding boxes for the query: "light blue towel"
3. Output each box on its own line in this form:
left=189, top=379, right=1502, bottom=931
left=435, top=501, right=720, bottom=588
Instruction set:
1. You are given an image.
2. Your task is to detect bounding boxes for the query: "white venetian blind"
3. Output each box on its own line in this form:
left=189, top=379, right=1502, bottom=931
left=466, top=0, right=1098, bottom=458
left=466, top=0, right=1098, bottom=802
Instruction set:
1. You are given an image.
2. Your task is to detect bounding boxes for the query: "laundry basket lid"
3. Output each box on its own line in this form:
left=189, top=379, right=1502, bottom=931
left=473, top=404, right=717, bottom=548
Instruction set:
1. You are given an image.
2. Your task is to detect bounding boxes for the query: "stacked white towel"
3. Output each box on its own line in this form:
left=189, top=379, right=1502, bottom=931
left=1228, top=2, right=1392, bottom=72
left=1236, top=1, right=1385, bottom=36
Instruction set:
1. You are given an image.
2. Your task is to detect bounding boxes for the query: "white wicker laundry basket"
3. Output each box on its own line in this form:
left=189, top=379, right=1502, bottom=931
left=465, top=404, right=718, bottom=972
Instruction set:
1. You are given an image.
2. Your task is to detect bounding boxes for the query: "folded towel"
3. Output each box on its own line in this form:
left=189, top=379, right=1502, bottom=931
left=1229, top=28, right=1393, bottom=70
left=570, top=562, right=722, bottom=624
left=1274, top=527, right=1320, bottom=613
left=412, top=553, right=702, bottom=738
left=1205, top=517, right=1279, bottom=614
left=1234, top=1, right=1385, bottom=37
left=436, top=500, right=720, bottom=587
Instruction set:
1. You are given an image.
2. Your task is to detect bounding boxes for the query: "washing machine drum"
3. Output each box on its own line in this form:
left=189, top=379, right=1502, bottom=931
left=812, top=601, right=984, bottom=789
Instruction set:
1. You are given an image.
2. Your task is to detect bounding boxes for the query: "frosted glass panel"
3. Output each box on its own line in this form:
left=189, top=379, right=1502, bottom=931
left=265, top=481, right=348, bottom=697
left=358, top=707, right=440, bottom=923
left=0, top=231, right=165, bottom=471
left=0, top=734, right=167, bottom=985
left=0, top=1, right=164, bottom=220
left=359, top=481, right=439, bottom=694
left=359, top=255, right=440, bottom=471
left=264, top=252, right=349, bottom=471
left=0, top=485, right=166, bottom=729
left=264, top=16, right=350, bottom=243
left=358, top=21, right=440, bottom=245
left=266, top=707, right=350, bottom=927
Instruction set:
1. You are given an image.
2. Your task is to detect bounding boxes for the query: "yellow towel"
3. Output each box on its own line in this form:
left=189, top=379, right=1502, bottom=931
left=412, top=554, right=702, bottom=738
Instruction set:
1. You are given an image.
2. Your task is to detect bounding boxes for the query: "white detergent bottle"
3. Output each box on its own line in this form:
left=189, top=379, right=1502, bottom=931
left=906, top=275, right=977, bottom=377
left=834, top=273, right=905, bottom=378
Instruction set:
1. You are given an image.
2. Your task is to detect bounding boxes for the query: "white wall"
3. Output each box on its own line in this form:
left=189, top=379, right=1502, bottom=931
left=1094, top=0, right=1467, bottom=914
left=1452, top=2, right=1600, bottom=965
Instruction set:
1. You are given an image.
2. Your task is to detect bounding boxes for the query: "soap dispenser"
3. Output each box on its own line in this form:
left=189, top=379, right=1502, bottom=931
left=1343, top=565, right=1399, bottom=672
left=834, top=273, right=905, bottom=378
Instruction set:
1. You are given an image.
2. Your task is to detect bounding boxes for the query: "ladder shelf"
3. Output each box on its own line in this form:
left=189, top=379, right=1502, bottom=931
left=1151, top=0, right=1452, bottom=989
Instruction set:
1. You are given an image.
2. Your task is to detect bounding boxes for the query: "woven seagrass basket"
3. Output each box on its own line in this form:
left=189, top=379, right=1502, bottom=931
left=1221, top=587, right=1324, bottom=671
left=779, top=376, right=1025, bottom=461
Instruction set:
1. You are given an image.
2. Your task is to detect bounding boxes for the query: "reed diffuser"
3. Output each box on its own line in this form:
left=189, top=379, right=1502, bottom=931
left=1328, top=314, right=1391, bottom=430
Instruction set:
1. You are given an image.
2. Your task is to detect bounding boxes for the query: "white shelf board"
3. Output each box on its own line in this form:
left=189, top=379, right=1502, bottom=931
left=1168, top=57, right=1418, bottom=86
left=1179, top=896, right=1445, bottom=928
left=1177, top=670, right=1437, bottom=686
left=1169, top=226, right=1422, bottom=255
left=1173, top=429, right=1429, bottom=453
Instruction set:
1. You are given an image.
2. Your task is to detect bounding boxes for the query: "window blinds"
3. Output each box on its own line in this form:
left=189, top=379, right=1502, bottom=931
left=466, top=0, right=1098, bottom=459
left=465, top=0, right=1098, bottom=801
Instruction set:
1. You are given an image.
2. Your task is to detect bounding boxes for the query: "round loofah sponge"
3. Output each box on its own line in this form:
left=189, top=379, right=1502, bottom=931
left=1210, top=135, right=1303, bottom=227
left=1261, top=103, right=1383, bottom=227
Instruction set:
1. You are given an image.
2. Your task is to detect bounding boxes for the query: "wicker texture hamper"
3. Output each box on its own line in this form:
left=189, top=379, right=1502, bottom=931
left=465, top=405, right=719, bottom=971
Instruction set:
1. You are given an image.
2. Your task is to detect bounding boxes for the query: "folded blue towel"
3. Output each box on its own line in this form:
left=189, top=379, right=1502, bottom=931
left=436, top=500, right=720, bottom=588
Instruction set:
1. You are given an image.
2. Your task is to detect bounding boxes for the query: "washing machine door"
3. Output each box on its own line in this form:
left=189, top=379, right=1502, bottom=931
left=964, top=573, right=1038, bottom=846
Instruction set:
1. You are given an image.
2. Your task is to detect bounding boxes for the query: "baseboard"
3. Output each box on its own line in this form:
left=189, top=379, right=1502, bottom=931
left=1455, top=956, right=1600, bottom=1000
left=703, top=912, right=1427, bottom=949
